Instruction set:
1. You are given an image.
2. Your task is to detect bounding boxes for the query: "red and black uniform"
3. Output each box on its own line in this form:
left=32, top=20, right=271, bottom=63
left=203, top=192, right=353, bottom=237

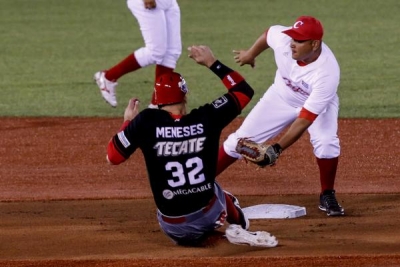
left=107, top=60, right=253, bottom=217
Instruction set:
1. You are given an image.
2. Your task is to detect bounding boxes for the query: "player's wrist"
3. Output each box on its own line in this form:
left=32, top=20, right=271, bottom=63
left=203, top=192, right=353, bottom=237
left=209, top=60, right=221, bottom=70
left=272, top=143, right=283, bottom=155
left=206, top=58, right=217, bottom=68
left=209, top=60, right=234, bottom=79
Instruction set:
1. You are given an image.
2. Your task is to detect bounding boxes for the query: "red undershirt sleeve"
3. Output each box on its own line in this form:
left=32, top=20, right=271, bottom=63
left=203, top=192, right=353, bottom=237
left=298, top=107, right=318, bottom=122
left=106, top=120, right=131, bottom=165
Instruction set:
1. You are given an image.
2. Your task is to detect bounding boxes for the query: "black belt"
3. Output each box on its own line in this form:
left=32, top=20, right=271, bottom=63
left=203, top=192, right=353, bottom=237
left=161, top=194, right=217, bottom=224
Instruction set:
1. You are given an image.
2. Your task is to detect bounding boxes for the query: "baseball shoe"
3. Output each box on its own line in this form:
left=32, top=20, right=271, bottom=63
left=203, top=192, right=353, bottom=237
left=319, top=190, right=345, bottom=216
left=93, top=71, right=118, bottom=107
left=224, top=191, right=250, bottom=230
left=225, top=224, right=278, bottom=248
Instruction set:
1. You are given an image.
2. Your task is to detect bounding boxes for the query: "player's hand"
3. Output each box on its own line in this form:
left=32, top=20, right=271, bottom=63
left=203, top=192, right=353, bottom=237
left=124, top=98, right=140, bottom=121
left=143, top=0, right=156, bottom=9
left=188, top=45, right=217, bottom=68
left=233, top=50, right=255, bottom=68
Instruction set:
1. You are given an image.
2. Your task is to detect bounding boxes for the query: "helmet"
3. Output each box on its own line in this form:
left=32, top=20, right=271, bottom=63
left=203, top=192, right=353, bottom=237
left=153, top=72, right=188, bottom=105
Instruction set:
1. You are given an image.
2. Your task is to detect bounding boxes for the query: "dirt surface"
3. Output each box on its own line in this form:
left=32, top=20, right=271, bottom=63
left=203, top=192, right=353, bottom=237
left=1, top=117, right=399, bottom=267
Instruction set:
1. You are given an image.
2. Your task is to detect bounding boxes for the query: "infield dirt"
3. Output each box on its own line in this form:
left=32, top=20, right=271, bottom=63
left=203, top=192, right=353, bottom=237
left=1, top=118, right=399, bottom=267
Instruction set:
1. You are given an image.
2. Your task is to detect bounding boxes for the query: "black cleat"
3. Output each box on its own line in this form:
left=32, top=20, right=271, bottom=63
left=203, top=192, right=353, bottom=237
left=319, top=190, right=344, bottom=216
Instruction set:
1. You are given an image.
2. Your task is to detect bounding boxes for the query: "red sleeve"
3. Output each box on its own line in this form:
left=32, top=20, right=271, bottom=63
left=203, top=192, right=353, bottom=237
left=298, top=107, right=318, bottom=122
left=229, top=91, right=251, bottom=110
left=106, top=120, right=131, bottom=165
left=222, top=72, right=252, bottom=110
left=119, top=120, right=130, bottom=131
left=209, top=60, right=254, bottom=111
left=107, top=139, right=126, bottom=165
left=222, top=72, right=244, bottom=89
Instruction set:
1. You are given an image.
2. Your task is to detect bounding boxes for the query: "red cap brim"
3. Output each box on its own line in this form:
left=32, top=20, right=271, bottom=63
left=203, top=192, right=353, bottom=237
left=282, top=29, right=310, bottom=40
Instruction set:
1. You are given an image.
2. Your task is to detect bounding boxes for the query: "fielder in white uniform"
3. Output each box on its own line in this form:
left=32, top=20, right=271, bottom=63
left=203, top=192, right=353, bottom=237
left=217, top=16, right=344, bottom=216
left=94, top=0, right=182, bottom=108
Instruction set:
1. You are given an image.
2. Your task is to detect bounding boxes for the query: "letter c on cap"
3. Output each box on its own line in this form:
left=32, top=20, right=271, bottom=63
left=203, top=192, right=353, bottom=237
left=293, top=21, right=304, bottom=28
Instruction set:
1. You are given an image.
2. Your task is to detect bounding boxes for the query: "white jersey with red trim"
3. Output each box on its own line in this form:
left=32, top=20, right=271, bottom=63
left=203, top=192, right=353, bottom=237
left=266, top=25, right=340, bottom=115
left=222, top=24, right=341, bottom=160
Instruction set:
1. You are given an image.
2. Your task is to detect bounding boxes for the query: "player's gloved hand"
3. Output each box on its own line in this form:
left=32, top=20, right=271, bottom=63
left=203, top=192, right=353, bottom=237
left=235, top=138, right=282, bottom=167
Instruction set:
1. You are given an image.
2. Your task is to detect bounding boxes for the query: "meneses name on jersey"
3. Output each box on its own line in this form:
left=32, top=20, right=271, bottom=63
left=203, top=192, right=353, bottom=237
left=156, top=124, right=204, bottom=138
left=154, top=124, right=206, bottom=157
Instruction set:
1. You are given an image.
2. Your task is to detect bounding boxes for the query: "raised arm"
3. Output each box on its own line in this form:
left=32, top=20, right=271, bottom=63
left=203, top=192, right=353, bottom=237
left=188, top=45, right=254, bottom=110
left=233, top=30, right=270, bottom=68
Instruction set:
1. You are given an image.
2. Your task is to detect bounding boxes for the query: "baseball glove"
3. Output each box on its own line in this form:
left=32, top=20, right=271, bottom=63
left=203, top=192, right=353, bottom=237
left=235, top=138, right=282, bottom=167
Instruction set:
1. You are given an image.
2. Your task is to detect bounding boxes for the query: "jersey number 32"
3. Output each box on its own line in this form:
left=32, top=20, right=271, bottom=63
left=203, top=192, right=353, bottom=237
left=165, top=156, right=205, bottom=187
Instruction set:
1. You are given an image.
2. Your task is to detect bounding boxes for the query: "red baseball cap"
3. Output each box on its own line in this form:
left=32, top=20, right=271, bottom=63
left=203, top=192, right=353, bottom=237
left=153, top=72, right=188, bottom=105
left=282, top=16, right=324, bottom=40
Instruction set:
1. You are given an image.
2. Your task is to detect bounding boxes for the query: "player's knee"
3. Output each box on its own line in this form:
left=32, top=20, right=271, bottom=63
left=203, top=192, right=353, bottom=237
left=161, top=52, right=181, bottom=69
left=312, top=137, right=340, bottom=158
left=135, top=46, right=167, bottom=66
left=148, top=46, right=168, bottom=64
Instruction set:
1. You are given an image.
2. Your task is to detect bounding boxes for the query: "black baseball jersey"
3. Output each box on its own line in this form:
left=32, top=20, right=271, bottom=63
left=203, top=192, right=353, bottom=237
left=112, top=93, right=242, bottom=216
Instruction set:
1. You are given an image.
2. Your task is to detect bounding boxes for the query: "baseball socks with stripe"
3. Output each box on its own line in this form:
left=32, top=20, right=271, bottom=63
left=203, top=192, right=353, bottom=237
left=317, top=157, right=344, bottom=216
left=105, top=53, right=141, bottom=81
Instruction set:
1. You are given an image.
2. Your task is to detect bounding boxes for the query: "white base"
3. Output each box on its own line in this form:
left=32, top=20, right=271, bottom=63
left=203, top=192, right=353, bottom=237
left=242, top=204, right=306, bottom=219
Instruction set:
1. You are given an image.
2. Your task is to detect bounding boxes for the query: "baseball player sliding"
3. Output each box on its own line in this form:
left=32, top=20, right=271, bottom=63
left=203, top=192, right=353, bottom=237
left=105, top=45, right=278, bottom=247
left=217, top=16, right=345, bottom=216
left=94, top=0, right=182, bottom=108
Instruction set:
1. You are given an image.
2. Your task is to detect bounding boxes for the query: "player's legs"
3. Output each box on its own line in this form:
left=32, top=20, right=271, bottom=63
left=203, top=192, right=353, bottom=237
left=104, top=54, right=141, bottom=82
left=223, top=191, right=249, bottom=230
left=94, top=0, right=168, bottom=107
left=105, top=0, right=168, bottom=81
left=129, top=0, right=182, bottom=106
left=217, top=87, right=298, bottom=175
left=157, top=183, right=228, bottom=246
left=150, top=0, right=181, bottom=106
left=307, top=97, right=343, bottom=216
left=308, top=98, right=340, bottom=190
left=107, top=0, right=179, bottom=74
left=129, top=0, right=168, bottom=67
left=158, top=0, right=181, bottom=69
